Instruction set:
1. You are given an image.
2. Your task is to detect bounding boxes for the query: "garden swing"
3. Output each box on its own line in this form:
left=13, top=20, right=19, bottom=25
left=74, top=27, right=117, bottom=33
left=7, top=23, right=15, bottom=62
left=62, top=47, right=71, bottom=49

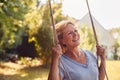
left=48, top=0, right=109, bottom=80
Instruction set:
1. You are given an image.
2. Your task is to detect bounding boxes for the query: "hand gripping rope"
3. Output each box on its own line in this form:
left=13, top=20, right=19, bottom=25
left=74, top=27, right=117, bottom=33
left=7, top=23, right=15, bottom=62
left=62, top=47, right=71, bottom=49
left=48, top=0, right=72, bottom=80
left=86, top=0, right=109, bottom=80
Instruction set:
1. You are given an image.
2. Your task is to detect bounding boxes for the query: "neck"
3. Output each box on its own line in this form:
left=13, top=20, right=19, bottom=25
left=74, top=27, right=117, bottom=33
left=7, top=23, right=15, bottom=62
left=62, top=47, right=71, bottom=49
left=64, top=47, right=81, bottom=57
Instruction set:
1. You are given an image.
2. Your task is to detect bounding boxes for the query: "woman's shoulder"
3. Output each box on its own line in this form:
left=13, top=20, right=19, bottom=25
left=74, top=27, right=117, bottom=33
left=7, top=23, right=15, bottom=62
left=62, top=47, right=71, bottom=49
left=83, top=49, right=97, bottom=60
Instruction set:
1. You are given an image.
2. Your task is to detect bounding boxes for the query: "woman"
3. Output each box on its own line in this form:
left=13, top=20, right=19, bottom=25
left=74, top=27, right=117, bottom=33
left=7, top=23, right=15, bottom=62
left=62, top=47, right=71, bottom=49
left=48, top=20, right=106, bottom=80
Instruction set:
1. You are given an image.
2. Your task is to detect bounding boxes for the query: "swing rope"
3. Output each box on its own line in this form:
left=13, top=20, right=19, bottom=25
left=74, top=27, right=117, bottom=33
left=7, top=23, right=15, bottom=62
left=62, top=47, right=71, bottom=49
left=48, top=0, right=72, bottom=80
left=48, top=0, right=108, bottom=80
left=86, top=0, right=109, bottom=80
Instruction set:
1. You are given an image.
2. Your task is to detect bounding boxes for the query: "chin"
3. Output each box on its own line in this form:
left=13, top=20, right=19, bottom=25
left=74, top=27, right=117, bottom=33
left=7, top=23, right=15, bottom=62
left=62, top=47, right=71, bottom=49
left=74, top=42, right=80, bottom=47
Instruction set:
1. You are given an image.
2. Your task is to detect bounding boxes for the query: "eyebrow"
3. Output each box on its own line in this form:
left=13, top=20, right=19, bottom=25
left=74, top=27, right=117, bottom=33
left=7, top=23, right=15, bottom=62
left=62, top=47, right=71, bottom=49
left=64, top=28, right=78, bottom=35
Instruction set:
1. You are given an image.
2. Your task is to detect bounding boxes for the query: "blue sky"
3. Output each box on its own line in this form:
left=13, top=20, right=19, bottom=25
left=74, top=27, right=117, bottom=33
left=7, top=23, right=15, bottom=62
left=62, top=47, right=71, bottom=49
left=62, top=0, right=120, bottom=29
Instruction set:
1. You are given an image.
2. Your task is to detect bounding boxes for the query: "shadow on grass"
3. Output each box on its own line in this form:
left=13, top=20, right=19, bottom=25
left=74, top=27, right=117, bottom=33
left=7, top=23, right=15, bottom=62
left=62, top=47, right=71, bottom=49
left=0, top=65, right=49, bottom=80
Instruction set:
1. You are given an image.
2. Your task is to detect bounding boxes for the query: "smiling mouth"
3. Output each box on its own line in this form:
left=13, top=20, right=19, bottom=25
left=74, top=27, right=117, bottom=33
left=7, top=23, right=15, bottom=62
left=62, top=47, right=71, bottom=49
left=72, top=39, right=79, bottom=42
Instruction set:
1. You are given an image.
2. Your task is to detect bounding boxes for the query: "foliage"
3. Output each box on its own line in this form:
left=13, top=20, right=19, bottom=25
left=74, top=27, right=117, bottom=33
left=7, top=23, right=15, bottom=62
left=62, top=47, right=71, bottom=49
left=0, top=0, right=42, bottom=57
left=0, top=0, right=30, bottom=54
left=19, top=57, right=41, bottom=67
left=79, top=25, right=96, bottom=51
left=0, top=0, right=68, bottom=65
left=33, top=3, right=68, bottom=67
left=109, top=28, right=120, bottom=59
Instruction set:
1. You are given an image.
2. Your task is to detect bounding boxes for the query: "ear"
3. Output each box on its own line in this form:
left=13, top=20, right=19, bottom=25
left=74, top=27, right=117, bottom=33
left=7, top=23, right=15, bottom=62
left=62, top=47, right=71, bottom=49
left=59, top=39, right=66, bottom=47
left=59, top=38, right=65, bottom=45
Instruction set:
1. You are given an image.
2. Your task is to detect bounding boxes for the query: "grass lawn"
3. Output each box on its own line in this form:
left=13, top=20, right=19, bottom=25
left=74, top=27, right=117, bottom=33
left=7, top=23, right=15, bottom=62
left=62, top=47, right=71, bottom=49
left=0, top=60, right=120, bottom=80
left=0, top=61, right=49, bottom=80
left=106, top=60, right=120, bottom=80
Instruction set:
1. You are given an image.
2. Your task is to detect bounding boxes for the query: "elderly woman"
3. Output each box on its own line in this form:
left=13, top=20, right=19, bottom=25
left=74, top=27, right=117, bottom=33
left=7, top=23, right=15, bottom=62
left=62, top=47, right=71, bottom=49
left=48, top=20, right=106, bottom=80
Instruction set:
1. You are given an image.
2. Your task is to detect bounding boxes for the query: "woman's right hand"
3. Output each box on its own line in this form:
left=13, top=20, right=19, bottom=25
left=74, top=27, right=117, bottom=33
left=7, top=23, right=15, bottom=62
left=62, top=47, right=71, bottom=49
left=52, top=44, right=62, bottom=61
left=48, top=44, right=62, bottom=80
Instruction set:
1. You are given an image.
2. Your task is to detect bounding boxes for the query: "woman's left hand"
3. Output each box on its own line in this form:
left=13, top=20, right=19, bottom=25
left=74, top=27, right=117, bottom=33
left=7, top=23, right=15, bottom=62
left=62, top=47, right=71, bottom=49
left=96, top=45, right=106, bottom=59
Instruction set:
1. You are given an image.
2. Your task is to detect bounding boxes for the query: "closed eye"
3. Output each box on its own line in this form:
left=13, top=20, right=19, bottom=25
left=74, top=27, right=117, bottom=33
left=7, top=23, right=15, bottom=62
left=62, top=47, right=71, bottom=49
left=67, top=29, right=78, bottom=35
left=68, top=32, right=72, bottom=35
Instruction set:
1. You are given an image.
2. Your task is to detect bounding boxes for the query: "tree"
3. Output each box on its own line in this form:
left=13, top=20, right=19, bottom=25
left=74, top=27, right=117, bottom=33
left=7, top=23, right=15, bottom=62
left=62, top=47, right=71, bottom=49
left=0, top=0, right=29, bottom=54
left=33, top=2, right=68, bottom=67
left=79, top=25, right=96, bottom=52
left=109, top=28, right=120, bottom=59
left=0, top=0, right=39, bottom=60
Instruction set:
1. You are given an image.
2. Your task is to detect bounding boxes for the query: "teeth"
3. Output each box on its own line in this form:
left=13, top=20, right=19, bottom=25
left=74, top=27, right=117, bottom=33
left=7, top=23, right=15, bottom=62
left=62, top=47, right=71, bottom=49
left=73, top=39, right=78, bottom=42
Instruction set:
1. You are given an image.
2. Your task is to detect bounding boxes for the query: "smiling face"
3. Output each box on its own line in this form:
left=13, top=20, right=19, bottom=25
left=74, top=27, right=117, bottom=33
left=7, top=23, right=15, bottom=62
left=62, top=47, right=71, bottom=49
left=61, top=24, right=80, bottom=49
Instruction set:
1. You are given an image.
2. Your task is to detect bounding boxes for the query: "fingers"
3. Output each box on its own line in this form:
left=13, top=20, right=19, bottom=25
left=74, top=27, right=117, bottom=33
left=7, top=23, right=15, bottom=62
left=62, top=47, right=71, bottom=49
left=52, top=44, right=62, bottom=53
left=96, top=45, right=105, bottom=56
left=52, top=44, right=62, bottom=60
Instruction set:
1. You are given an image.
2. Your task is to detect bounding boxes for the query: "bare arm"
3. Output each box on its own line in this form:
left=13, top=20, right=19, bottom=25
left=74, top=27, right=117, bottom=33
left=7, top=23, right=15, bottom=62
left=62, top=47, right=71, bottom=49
left=48, top=44, right=62, bottom=80
left=96, top=45, right=106, bottom=80
left=99, top=54, right=106, bottom=80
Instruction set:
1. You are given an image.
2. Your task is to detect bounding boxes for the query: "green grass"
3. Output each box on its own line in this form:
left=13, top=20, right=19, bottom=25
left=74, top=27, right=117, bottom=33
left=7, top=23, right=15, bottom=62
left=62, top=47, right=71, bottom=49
left=0, top=60, right=120, bottom=80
